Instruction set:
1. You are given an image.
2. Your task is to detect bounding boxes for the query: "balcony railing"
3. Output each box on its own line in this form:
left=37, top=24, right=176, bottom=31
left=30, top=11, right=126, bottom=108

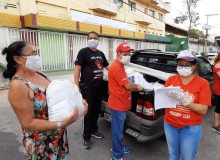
left=88, top=0, right=118, bottom=16
left=152, top=0, right=171, bottom=13
left=134, top=11, right=154, bottom=25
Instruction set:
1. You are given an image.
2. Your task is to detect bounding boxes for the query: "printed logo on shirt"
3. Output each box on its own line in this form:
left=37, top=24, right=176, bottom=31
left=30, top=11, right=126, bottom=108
left=94, top=73, right=103, bottom=79
left=170, top=91, right=195, bottom=118
left=91, top=56, right=102, bottom=59
left=95, top=59, right=103, bottom=69
left=121, top=78, right=128, bottom=81
left=170, top=111, right=182, bottom=117
left=183, top=114, right=190, bottom=119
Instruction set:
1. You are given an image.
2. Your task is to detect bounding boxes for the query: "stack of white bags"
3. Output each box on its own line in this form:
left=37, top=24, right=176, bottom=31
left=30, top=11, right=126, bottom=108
left=46, top=80, right=84, bottom=122
left=125, top=69, right=164, bottom=91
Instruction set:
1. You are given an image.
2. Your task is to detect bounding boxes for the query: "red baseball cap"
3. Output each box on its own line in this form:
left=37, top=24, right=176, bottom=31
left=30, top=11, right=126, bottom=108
left=116, top=42, right=134, bottom=53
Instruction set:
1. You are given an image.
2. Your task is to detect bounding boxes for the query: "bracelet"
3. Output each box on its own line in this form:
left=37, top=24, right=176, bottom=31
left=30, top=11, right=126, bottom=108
left=57, top=121, right=61, bottom=131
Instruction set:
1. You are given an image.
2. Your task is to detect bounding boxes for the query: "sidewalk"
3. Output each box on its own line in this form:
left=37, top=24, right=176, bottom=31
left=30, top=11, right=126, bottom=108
left=44, top=69, right=75, bottom=83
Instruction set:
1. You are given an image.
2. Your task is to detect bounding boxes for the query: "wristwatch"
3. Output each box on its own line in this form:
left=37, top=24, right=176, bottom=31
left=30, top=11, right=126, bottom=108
left=57, top=121, right=61, bottom=131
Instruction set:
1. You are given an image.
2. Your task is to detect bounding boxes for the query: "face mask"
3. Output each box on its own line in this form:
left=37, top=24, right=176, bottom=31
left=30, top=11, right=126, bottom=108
left=120, top=56, right=131, bottom=65
left=177, top=67, right=193, bottom=77
left=88, top=39, right=99, bottom=49
left=21, top=55, right=42, bottom=70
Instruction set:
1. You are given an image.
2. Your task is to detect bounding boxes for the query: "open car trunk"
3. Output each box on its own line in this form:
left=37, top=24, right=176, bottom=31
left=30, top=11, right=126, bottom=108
left=102, top=68, right=167, bottom=120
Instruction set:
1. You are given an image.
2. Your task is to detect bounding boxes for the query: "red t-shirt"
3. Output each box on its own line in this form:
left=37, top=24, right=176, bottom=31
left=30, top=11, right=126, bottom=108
left=212, top=62, right=220, bottom=95
left=164, top=75, right=211, bottom=128
left=108, top=60, right=131, bottom=111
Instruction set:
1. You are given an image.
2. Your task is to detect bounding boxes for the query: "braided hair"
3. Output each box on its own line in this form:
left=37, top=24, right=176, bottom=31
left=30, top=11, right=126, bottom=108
left=2, top=41, right=29, bottom=80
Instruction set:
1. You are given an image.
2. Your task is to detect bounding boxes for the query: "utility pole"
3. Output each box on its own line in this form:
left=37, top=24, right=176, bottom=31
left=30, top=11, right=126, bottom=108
left=203, top=14, right=219, bottom=53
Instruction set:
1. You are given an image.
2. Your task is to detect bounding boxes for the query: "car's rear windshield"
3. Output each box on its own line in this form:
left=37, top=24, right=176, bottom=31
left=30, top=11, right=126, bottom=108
left=131, top=54, right=177, bottom=73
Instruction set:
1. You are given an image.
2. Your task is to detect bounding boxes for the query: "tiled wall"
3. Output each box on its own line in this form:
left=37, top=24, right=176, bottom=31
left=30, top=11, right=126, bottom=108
left=0, top=12, right=21, bottom=28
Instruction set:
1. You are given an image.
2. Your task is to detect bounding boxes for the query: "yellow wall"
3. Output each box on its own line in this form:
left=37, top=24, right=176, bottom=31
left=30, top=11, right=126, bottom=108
left=37, top=15, right=76, bottom=30
left=80, top=22, right=100, bottom=33
left=102, top=26, right=119, bottom=36
left=0, top=13, right=21, bottom=28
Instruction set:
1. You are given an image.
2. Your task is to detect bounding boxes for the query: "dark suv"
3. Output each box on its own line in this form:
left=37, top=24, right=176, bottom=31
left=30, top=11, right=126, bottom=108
left=101, top=49, right=214, bottom=142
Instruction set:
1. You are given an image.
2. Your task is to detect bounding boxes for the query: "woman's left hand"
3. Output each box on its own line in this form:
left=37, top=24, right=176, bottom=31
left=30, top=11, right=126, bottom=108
left=168, top=91, right=190, bottom=106
left=82, top=99, right=88, bottom=117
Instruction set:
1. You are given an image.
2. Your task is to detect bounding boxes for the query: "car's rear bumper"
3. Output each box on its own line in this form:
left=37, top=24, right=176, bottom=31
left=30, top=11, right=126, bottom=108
left=137, top=115, right=165, bottom=142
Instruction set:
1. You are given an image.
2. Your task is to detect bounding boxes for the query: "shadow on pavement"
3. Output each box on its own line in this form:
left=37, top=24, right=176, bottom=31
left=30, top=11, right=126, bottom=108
left=0, top=131, right=24, bottom=160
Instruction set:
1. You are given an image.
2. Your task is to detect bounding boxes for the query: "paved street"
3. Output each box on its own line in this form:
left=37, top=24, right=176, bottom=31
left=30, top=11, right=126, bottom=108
left=0, top=70, right=220, bottom=160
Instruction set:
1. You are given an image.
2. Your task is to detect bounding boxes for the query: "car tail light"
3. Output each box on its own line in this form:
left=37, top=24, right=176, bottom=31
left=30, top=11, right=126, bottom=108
left=135, top=100, right=144, bottom=117
left=135, top=99, right=157, bottom=120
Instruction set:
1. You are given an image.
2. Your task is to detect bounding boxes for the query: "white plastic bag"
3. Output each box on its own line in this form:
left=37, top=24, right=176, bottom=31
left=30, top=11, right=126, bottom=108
left=103, top=72, right=108, bottom=81
left=46, top=80, right=84, bottom=122
left=126, top=69, right=153, bottom=90
left=125, top=68, right=135, bottom=75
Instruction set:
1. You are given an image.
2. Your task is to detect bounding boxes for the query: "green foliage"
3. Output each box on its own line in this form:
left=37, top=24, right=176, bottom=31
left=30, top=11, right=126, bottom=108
left=174, top=0, right=200, bottom=30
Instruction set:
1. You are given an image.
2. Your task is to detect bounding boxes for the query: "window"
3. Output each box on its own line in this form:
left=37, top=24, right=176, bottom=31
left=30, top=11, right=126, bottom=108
left=167, top=60, right=177, bottom=65
left=114, top=0, right=123, bottom=9
left=198, top=58, right=213, bottom=76
left=128, top=1, right=136, bottom=12
left=149, top=58, right=158, bottom=63
left=149, top=9, right=155, bottom=17
left=158, top=13, right=163, bottom=21
left=137, top=57, right=145, bottom=61
left=4, top=3, right=7, bottom=9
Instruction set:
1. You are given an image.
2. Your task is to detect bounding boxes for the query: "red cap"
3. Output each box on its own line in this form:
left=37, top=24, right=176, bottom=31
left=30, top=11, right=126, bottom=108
left=116, top=42, right=134, bottom=53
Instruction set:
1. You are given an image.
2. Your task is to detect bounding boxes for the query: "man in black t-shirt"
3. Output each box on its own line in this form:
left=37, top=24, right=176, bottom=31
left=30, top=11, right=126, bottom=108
left=74, top=31, right=109, bottom=149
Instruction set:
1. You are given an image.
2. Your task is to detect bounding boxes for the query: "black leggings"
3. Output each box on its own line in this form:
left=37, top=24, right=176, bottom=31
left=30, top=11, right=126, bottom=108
left=214, top=94, right=220, bottom=114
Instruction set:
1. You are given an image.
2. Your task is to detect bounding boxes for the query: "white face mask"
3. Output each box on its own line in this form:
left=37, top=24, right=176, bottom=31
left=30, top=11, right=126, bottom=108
left=88, top=39, right=99, bottom=49
left=21, top=55, right=42, bottom=70
left=177, top=67, right=193, bottom=77
left=120, top=56, right=131, bottom=65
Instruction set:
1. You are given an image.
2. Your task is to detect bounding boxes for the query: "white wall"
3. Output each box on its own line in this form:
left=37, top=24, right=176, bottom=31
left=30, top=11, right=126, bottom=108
left=189, top=43, right=218, bottom=53
left=0, top=27, right=7, bottom=67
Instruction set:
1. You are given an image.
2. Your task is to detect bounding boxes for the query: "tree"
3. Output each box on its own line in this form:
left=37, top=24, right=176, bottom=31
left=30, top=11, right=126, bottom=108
left=174, top=0, right=200, bottom=43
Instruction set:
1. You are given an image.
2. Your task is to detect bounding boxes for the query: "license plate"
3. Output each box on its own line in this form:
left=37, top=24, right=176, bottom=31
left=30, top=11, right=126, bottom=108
left=104, top=113, right=111, bottom=122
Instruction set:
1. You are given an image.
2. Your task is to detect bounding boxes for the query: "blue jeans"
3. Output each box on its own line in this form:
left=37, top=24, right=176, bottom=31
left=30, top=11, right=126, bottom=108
left=110, top=108, right=127, bottom=159
left=164, top=121, right=202, bottom=160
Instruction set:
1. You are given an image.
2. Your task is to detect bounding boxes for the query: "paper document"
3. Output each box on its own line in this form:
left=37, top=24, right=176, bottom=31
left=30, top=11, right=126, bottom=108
left=154, top=87, right=182, bottom=111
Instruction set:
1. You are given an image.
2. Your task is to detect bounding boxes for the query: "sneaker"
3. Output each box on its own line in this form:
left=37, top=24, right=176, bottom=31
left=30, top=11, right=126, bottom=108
left=91, top=132, right=104, bottom=139
left=111, top=157, right=131, bottom=160
left=212, top=125, right=220, bottom=133
left=83, top=140, right=91, bottom=149
left=111, top=147, right=131, bottom=154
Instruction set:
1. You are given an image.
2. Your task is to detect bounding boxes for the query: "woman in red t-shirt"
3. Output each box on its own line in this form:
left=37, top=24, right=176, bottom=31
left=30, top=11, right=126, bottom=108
left=211, top=52, right=220, bottom=133
left=164, top=50, right=211, bottom=160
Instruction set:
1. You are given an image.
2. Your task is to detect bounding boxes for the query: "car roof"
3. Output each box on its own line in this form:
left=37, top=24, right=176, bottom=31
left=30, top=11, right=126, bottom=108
left=133, top=49, right=179, bottom=56
left=133, top=49, right=204, bottom=60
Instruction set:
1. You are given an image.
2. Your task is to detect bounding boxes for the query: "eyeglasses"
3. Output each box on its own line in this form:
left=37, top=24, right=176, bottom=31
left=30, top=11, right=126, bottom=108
left=20, top=52, right=39, bottom=58
left=177, top=64, right=192, bottom=69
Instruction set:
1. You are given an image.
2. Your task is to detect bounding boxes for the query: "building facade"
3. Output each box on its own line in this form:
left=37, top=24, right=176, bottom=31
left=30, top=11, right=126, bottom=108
left=0, top=0, right=171, bottom=71
left=0, top=0, right=171, bottom=41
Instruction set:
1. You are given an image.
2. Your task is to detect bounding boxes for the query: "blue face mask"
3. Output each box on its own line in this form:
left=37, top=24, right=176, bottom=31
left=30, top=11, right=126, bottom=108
left=88, top=39, right=99, bottom=49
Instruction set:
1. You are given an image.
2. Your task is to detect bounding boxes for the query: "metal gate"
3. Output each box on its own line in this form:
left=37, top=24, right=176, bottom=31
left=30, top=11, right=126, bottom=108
left=4, top=27, right=166, bottom=71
